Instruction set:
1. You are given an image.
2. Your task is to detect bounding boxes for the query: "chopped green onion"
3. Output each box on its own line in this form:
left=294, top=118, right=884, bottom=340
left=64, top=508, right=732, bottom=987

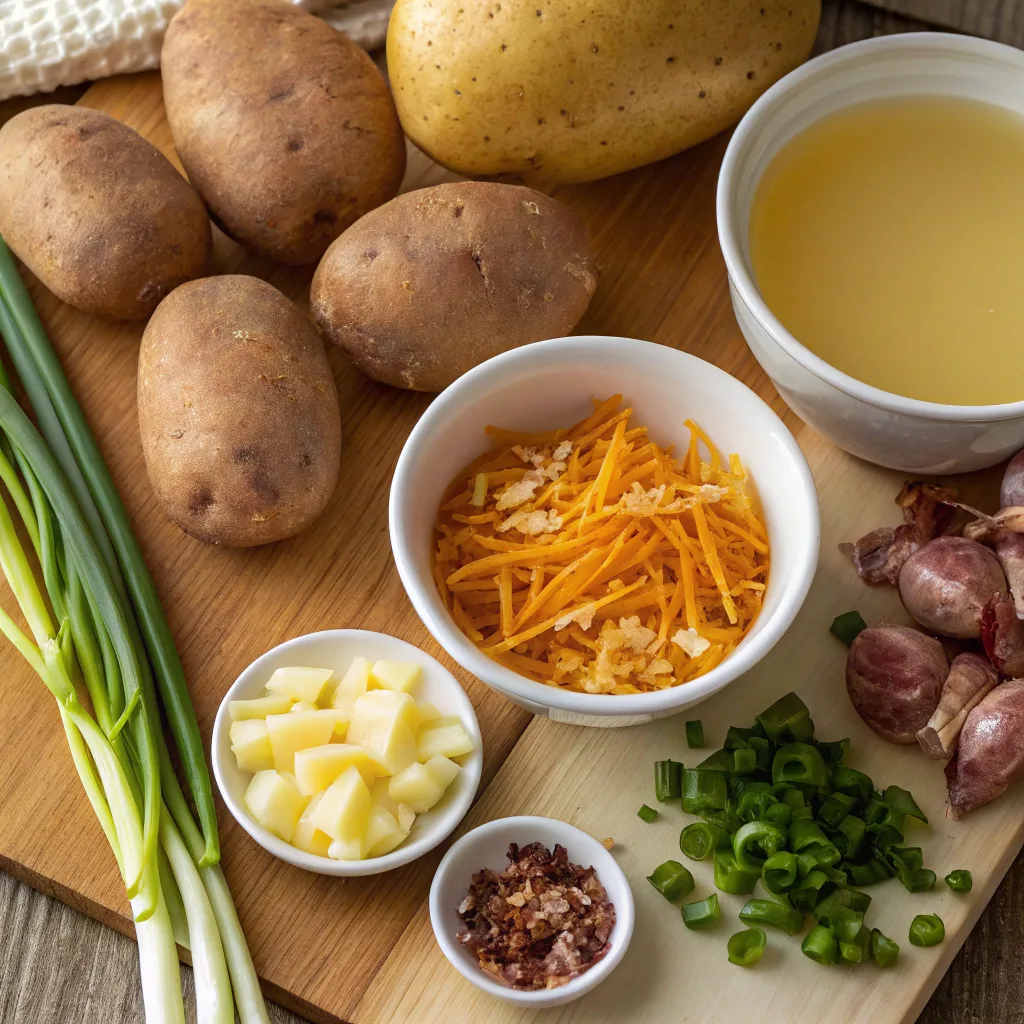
left=696, top=748, right=734, bottom=771
left=844, top=858, right=893, bottom=887
left=788, top=818, right=829, bottom=853
left=637, top=804, right=658, bottom=824
left=882, top=785, right=928, bottom=824
left=830, top=610, right=867, bottom=645
left=732, top=820, right=788, bottom=873
left=870, top=928, right=900, bottom=967
left=796, top=844, right=841, bottom=877
left=680, top=821, right=729, bottom=861
left=736, top=785, right=776, bottom=822
left=773, top=784, right=805, bottom=810
left=840, top=925, right=871, bottom=964
left=682, top=768, right=728, bottom=814
left=728, top=927, right=767, bottom=966
left=818, top=901, right=863, bottom=944
left=748, top=735, right=772, bottom=771
left=655, top=759, right=683, bottom=802
left=682, top=892, right=720, bottom=929
left=765, top=802, right=792, bottom=828
left=802, top=924, right=839, bottom=965
left=836, top=814, right=866, bottom=859
left=762, top=851, right=799, bottom=895
left=733, top=747, right=758, bottom=774
left=909, top=914, right=945, bottom=947
left=714, top=848, right=761, bottom=895
left=725, top=723, right=766, bottom=749
left=685, top=720, right=705, bottom=748
left=772, top=742, right=829, bottom=788
left=831, top=765, right=874, bottom=802
left=647, top=860, right=695, bottom=902
left=813, top=737, right=850, bottom=765
left=817, top=791, right=857, bottom=827
left=945, top=869, right=973, bottom=893
left=739, top=896, right=803, bottom=935
left=790, top=869, right=834, bottom=914
left=757, top=691, right=815, bottom=744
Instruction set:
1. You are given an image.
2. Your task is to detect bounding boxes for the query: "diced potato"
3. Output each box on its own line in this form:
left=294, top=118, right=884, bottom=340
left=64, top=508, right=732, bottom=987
left=370, top=778, right=416, bottom=834
left=266, top=710, right=339, bottom=773
left=309, top=765, right=371, bottom=842
left=228, top=694, right=293, bottom=721
left=387, top=762, right=445, bottom=814
left=415, top=701, right=442, bottom=726
left=369, top=660, right=421, bottom=694
left=230, top=719, right=274, bottom=773
left=293, top=743, right=385, bottom=795
left=328, top=836, right=363, bottom=861
left=331, top=656, right=371, bottom=713
left=423, top=754, right=461, bottom=793
left=347, top=690, right=418, bottom=775
left=291, top=792, right=332, bottom=858
left=397, top=804, right=416, bottom=833
left=416, top=716, right=474, bottom=761
left=243, top=770, right=308, bottom=842
left=265, top=666, right=334, bottom=704
left=291, top=700, right=319, bottom=713
left=363, top=805, right=409, bottom=858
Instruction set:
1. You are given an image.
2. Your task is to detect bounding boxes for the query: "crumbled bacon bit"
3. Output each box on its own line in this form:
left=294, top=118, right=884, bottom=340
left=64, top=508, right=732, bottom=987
left=672, top=627, right=711, bottom=658
left=498, top=509, right=563, bottom=536
left=496, top=470, right=544, bottom=510
left=456, top=843, right=616, bottom=990
left=840, top=481, right=960, bottom=584
left=554, top=602, right=597, bottom=632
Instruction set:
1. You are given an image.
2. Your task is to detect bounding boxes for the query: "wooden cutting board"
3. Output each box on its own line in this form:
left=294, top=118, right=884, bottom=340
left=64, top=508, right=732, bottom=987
left=0, top=70, right=1020, bottom=1024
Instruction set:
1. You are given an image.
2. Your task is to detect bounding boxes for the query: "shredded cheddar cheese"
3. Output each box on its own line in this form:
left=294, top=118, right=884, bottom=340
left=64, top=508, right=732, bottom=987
left=432, top=396, right=769, bottom=695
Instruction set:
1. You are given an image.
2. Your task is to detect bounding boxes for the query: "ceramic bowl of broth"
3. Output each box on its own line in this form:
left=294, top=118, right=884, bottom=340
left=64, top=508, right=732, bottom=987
left=718, top=32, right=1024, bottom=473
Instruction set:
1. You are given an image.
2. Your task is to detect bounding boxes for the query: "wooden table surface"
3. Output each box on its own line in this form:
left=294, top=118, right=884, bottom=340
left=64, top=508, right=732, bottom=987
left=2, top=1, right=1023, bottom=1022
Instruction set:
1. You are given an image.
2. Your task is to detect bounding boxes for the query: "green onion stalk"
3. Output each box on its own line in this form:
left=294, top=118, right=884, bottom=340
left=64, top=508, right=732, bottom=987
left=0, top=237, right=268, bottom=1023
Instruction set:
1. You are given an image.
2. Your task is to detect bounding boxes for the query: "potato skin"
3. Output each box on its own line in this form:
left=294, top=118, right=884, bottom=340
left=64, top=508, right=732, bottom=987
left=161, top=0, right=407, bottom=265
left=0, top=105, right=211, bottom=319
left=139, top=276, right=341, bottom=546
left=310, top=182, right=597, bottom=391
left=388, top=0, right=820, bottom=184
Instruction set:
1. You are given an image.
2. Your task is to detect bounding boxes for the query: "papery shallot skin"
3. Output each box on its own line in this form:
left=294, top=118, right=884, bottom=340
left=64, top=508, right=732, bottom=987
left=898, top=536, right=1007, bottom=639
left=917, top=652, right=999, bottom=759
left=947, top=679, right=1024, bottom=818
left=846, top=625, right=948, bottom=743
left=981, top=595, right=1024, bottom=678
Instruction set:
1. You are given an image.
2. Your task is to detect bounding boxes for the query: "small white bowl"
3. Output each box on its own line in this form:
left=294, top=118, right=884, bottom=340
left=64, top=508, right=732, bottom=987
left=718, top=32, right=1024, bottom=474
left=389, top=334, right=819, bottom=727
left=429, top=815, right=634, bottom=1008
left=211, top=629, right=483, bottom=876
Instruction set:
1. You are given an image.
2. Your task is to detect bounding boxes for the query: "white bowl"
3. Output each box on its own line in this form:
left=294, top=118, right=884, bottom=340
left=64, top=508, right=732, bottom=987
left=718, top=32, right=1024, bottom=474
left=211, top=629, right=483, bottom=876
left=429, top=815, right=634, bottom=1008
left=389, top=334, right=819, bottom=727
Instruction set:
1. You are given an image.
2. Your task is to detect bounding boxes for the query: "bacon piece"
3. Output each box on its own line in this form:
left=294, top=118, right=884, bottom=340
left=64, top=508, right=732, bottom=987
left=840, top=482, right=960, bottom=585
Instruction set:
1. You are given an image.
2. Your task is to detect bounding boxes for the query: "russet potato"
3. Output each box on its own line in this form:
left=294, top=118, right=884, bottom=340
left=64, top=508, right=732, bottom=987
left=387, top=0, right=820, bottom=184
left=162, top=0, right=406, bottom=264
left=0, top=105, right=211, bottom=319
left=138, top=275, right=342, bottom=547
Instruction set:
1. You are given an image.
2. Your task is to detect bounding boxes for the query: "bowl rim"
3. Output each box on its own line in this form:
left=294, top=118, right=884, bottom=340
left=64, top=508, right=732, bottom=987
left=211, top=628, right=483, bottom=877
left=428, top=815, right=635, bottom=1004
left=717, top=30, right=1024, bottom=423
left=389, top=334, right=819, bottom=716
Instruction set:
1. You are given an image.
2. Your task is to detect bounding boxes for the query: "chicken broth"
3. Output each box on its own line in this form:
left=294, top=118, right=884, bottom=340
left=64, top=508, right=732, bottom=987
left=749, top=96, right=1024, bottom=406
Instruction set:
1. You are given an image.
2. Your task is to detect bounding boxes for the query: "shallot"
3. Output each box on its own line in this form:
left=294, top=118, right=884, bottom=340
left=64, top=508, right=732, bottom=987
left=898, top=536, right=1007, bottom=639
left=916, top=652, right=999, bottom=759
left=846, top=625, right=947, bottom=743
left=964, top=508, right=1024, bottom=619
left=1001, top=450, right=1024, bottom=509
left=981, top=594, right=1024, bottom=677
left=946, top=679, right=1024, bottom=818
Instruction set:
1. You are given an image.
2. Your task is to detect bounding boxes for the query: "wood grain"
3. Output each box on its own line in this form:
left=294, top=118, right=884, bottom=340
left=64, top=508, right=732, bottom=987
left=860, top=0, right=1024, bottom=47
left=2, top=2, right=1023, bottom=1023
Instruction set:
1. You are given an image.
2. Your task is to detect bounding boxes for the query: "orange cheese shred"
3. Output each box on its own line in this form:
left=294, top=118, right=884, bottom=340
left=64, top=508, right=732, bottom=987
left=432, top=397, right=769, bottom=694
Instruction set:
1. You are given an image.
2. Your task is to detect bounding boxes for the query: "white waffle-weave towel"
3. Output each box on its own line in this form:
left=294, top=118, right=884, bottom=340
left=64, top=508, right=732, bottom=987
left=0, top=0, right=394, bottom=102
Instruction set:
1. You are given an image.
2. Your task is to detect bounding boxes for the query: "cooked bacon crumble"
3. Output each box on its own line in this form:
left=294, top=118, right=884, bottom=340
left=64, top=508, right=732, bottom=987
left=456, top=842, right=616, bottom=990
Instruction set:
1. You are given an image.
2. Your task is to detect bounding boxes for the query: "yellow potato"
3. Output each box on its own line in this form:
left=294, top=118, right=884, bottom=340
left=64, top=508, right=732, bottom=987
left=388, top=0, right=820, bottom=184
